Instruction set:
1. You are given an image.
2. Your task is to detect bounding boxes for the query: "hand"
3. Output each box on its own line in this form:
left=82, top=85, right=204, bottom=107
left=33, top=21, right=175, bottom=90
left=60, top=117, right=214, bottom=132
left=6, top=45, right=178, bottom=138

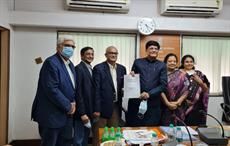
left=81, top=114, right=89, bottom=124
left=93, top=112, right=100, bottom=118
left=68, top=102, right=76, bottom=115
left=130, top=71, right=135, bottom=77
left=167, top=102, right=177, bottom=110
left=191, top=74, right=203, bottom=85
left=139, top=92, right=150, bottom=100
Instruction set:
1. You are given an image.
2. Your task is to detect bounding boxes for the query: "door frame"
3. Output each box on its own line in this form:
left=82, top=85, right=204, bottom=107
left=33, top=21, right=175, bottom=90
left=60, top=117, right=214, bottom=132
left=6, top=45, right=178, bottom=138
left=0, top=26, right=10, bottom=145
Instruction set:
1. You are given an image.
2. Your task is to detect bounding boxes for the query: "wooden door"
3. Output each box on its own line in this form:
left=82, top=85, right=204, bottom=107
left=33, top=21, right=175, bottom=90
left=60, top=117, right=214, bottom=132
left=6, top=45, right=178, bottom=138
left=0, top=26, right=10, bottom=145
left=140, top=34, right=181, bottom=65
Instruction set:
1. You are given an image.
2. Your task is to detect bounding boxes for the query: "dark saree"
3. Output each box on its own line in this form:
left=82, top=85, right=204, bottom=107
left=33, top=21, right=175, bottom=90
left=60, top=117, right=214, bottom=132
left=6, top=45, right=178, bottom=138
left=161, top=70, right=189, bottom=126
left=185, top=70, right=210, bottom=126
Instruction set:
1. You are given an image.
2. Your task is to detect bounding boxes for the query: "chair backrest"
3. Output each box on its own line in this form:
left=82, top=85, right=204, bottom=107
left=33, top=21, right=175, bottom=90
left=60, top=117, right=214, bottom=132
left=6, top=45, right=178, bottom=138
left=220, top=103, right=230, bottom=123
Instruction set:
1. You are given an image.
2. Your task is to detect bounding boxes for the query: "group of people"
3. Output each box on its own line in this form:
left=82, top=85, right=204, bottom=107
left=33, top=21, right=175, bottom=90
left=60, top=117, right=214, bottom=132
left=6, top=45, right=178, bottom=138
left=31, top=35, right=209, bottom=146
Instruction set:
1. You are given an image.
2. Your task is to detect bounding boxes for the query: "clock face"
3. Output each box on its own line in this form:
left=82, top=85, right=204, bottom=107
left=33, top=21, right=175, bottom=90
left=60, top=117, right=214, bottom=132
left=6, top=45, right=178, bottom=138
left=137, top=18, right=155, bottom=35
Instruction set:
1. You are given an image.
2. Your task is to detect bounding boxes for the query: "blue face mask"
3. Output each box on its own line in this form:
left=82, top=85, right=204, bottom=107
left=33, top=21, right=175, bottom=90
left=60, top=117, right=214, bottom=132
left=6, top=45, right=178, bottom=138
left=61, top=47, right=74, bottom=58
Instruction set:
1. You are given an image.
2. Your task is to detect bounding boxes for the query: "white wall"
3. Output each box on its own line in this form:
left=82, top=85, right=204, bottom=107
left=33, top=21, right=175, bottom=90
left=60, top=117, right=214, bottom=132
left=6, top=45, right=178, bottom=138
left=207, top=96, right=224, bottom=126
left=0, top=0, right=9, bottom=28
left=8, top=0, right=230, bottom=141
left=9, top=27, right=57, bottom=140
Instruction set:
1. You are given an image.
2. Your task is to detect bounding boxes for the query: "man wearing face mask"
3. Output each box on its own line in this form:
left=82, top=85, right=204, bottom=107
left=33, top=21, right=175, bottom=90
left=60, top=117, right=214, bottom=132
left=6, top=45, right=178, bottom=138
left=31, top=35, right=77, bottom=146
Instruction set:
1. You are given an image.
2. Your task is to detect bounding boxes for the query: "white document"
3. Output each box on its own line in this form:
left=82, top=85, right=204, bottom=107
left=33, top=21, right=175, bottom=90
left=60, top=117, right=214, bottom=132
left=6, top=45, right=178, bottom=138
left=180, top=126, right=198, bottom=135
left=123, top=74, right=140, bottom=99
left=123, top=130, right=153, bottom=144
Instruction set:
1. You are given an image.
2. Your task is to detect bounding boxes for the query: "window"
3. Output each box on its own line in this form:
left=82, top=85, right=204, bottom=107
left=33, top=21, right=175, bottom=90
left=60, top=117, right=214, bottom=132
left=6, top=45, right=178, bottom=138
left=182, top=36, right=230, bottom=94
left=58, top=32, right=136, bottom=71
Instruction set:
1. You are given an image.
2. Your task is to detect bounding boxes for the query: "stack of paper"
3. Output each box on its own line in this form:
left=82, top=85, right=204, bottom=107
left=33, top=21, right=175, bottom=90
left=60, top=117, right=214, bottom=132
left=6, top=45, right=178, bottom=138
left=123, top=129, right=167, bottom=145
left=160, top=126, right=198, bottom=141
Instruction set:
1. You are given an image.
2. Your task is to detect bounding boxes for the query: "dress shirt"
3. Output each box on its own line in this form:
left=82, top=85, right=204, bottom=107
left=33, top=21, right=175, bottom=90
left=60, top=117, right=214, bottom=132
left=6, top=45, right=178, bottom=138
left=61, top=57, right=75, bottom=89
left=108, top=62, right=117, bottom=102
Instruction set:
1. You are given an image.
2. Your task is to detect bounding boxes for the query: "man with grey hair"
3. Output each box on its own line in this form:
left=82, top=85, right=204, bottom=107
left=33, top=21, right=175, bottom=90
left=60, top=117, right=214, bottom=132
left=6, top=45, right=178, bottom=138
left=32, top=35, right=77, bottom=146
left=92, top=46, right=126, bottom=146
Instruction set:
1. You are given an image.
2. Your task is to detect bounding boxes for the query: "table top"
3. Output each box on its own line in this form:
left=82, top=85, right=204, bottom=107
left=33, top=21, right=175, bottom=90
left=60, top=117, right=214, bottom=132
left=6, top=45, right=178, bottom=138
left=98, top=126, right=230, bottom=146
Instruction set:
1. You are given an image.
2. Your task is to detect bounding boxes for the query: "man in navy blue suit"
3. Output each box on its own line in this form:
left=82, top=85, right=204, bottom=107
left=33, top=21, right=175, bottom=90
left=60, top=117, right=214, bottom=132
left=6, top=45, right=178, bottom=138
left=126, top=40, right=167, bottom=126
left=73, top=46, right=95, bottom=146
left=92, top=46, right=126, bottom=146
left=31, top=35, right=77, bottom=146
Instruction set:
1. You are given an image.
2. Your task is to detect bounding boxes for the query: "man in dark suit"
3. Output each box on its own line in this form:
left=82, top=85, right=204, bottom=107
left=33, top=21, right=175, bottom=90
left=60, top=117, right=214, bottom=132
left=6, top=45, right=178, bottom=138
left=73, top=46, right=95, bottom=146
left=31, top=35, right=77, bottom=146
left=126, top=40, right=167, bottom=126
left=92, top=46, right=126, bottom=146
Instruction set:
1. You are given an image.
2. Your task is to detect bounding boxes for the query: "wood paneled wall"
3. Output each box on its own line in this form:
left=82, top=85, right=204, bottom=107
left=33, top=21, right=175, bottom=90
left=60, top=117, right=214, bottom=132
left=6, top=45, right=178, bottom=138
left=140, top=34, right=181, bottom=64
left=0, top=27, right=10, bottom=145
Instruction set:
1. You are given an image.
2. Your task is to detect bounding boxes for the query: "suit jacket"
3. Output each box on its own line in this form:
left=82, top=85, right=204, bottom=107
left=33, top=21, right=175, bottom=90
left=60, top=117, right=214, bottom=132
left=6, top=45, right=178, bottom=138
left=31, top=53, right=77, bottom=128
left=93, top=61, right=126, bottom=119
left=75, top=61, right=95, bottom=119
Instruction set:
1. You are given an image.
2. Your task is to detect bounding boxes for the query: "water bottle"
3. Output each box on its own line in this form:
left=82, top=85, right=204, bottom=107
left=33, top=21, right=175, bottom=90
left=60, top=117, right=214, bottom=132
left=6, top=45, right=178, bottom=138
left=109, top=127, right=115, bottom=140
left=176, top=126, right=183, bottom=143
left=168, top=124, right=176, bottom=140
left=116, top=127, right=122, bottom=138
left=102, top=126, right=109, bottom=142
left=151, top=132, right=158, bottom=146
left=115, top=132, right=122, bottom=146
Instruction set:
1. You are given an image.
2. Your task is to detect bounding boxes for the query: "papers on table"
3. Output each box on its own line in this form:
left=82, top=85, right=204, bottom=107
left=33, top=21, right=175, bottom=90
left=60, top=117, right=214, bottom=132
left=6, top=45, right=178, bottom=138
left=123, top=74, right=140, bottom=99
left=160, top=126, right=198, bottom=141
left=123, top=129, right=167, bottom=145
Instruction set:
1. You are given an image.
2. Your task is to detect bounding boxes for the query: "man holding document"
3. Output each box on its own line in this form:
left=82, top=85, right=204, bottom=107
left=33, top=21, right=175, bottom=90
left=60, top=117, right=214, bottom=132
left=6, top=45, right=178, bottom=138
left=125, top=40, right=167, bottom=126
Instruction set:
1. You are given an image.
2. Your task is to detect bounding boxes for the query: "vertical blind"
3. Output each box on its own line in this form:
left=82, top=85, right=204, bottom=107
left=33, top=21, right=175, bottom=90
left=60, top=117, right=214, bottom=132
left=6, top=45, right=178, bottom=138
left=182, top=36, right=230, bottom=94
left=59, top=32, right=136, bottom=72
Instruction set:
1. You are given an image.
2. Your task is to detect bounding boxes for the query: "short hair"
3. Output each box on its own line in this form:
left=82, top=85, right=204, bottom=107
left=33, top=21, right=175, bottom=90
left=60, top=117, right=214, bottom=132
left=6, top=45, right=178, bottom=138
left=105, top=46, right=117, bottom=54
left=57, top=35, right=75, bottom=46
left=164, top=53, right=178, bottom=63
left=179, top=54, right=195, bottom=69
left=145, top=40, right=160, bottom=50
left=80, top=46, right=94, bottom=56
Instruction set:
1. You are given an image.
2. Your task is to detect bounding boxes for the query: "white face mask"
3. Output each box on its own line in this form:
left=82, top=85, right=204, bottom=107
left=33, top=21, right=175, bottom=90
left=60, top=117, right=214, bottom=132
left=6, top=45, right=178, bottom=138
left=84, top=120, right=91, bottom=129
left=137, top=100, right=148, bottom=119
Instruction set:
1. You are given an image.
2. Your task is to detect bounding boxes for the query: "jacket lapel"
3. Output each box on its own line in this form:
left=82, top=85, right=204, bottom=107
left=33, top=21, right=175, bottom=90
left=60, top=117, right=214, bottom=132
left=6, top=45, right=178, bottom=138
left=56, top=54, right=76, bottom=90
left=81, top=61, right=93, bottom=81
left=116, top=65, right=121, bottom=90
left=103, top=62, right=115, bottom=91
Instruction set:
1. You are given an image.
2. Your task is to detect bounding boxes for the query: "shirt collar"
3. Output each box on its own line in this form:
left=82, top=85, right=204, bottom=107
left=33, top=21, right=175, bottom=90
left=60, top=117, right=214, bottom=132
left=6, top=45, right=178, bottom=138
left=107, top=62, right=117, bottom=69
left=60, top=55, right=71, bottom=65
left=82, top=61, right=92, bottom=69
left=145, top=57, right=157, bottom=63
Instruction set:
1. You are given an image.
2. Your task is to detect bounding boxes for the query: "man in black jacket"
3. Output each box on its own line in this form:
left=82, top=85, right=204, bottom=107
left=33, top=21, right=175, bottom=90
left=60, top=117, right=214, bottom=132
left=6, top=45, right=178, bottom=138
left=74, top=46, right=95, bottom=146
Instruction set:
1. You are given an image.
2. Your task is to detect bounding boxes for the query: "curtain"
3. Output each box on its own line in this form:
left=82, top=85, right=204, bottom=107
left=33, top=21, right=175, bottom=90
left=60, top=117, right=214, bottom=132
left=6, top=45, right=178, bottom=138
left=182, top=36, right=230, bottom=94
left=59, top=32, right=136, bottom=72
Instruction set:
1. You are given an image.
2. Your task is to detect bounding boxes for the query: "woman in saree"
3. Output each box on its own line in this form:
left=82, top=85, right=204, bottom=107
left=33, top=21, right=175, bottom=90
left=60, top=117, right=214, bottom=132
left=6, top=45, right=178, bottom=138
left=179, top=54, right=210, bottom=126
left=161, top=53, right=189, bottom=126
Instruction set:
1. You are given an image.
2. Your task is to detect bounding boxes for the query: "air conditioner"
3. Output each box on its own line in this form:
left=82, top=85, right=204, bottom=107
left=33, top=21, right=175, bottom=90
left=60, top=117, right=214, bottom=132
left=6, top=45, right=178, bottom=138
left=66, top=0, right=130, bottom=13
left=160, top=0, right=223, bottom=17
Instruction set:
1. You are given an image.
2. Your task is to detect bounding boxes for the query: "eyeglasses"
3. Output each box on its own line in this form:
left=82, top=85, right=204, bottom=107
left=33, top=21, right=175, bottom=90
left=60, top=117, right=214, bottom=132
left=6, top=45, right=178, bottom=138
left=107, top=52, right=118, bottom=55
left=63, top=44, right=76, bottom=49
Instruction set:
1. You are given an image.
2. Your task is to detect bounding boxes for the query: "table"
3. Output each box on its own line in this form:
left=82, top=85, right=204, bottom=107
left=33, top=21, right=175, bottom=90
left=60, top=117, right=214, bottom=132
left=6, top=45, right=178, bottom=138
left=99, top=126, right=230, bottom=146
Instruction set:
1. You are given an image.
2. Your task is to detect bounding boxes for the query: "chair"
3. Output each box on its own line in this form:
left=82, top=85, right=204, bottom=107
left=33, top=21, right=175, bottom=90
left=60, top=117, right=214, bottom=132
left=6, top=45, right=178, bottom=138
left=221, top=76, right=230, bottom=124
left=220, top=103, right=230, bottom=123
